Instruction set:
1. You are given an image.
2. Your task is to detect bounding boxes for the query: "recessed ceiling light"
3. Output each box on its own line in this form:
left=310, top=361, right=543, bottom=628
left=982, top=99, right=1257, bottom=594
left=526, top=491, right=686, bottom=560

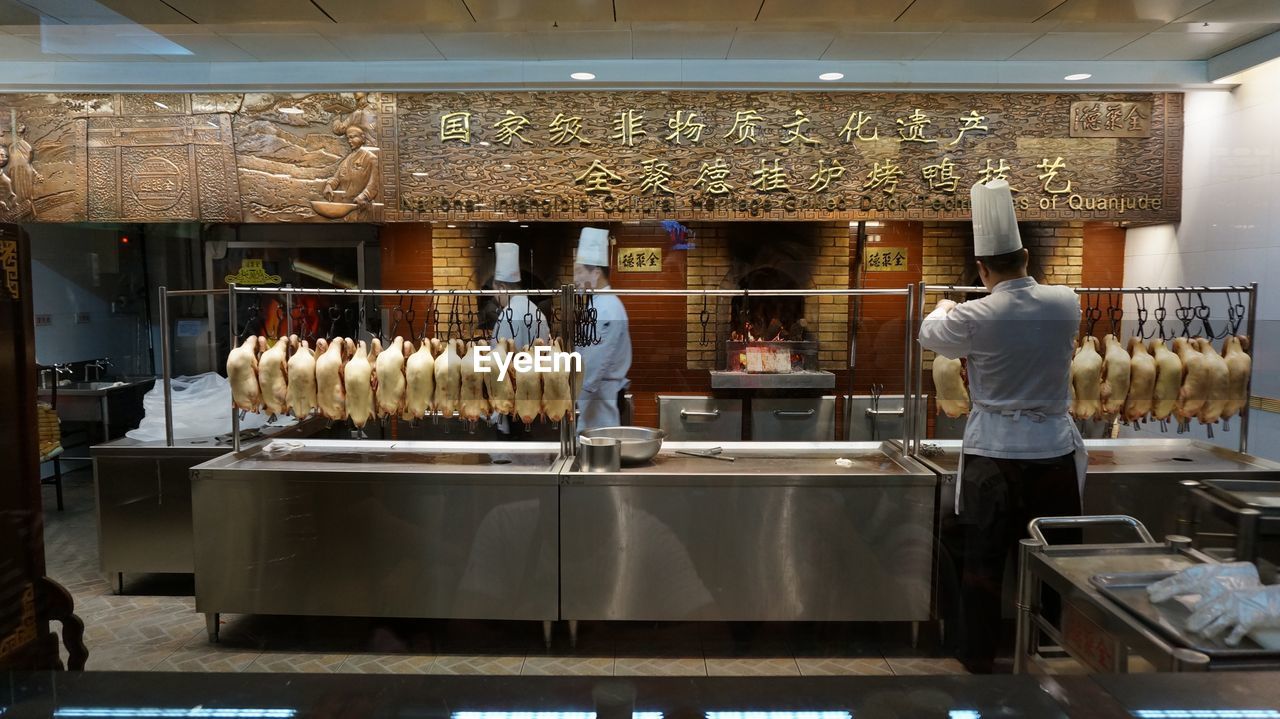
left=412, top=172, right=429, bottom=177
left=153, top=101, right=169, bottom=110
left=279, top=106, right=303, bottom=114
left=446, top=223, right=457, bottom=228
left=1064, top=73, right=1092, bottom=81
left=520, top=224, right=529, bottom=228
left=479, top=141, right=490, bottom=146
left=819, top=72, right=844, bottom=81
left=570, top=72, right=596, bottom=80
left=508, top=219, right=518, bottom=223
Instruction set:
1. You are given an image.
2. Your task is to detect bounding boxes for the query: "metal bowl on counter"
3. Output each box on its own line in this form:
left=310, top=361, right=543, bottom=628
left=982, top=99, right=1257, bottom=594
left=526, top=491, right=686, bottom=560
left=579, top=426, right=665, bottom=466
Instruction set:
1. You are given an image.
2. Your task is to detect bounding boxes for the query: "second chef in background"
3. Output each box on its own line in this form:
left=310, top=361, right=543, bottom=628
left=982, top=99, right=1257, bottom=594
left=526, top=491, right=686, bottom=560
left=573, top=227, right=632, bottom=432
left=491, top=241, right=549, bottom=438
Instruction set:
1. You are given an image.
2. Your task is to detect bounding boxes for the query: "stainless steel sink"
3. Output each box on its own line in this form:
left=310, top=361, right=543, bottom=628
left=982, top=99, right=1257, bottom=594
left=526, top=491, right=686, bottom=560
left=67, top=381, right=129, bottom=391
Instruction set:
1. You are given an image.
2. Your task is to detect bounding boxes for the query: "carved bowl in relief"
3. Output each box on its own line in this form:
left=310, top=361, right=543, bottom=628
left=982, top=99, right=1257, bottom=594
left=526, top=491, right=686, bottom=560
left=310, top=200, right=359, bottom=219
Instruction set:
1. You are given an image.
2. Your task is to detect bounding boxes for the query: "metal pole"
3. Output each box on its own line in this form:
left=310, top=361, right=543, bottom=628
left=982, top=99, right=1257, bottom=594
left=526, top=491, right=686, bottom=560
left=1241, top=282, right=1259, bottom=454
left=228, top=282, right=240, bottom=453
left=925, top=284, right=1254, bottom=295
left=902, top=283, right=914, bottom=453
left=914, top=281, right=928, bottom=456
left=284, top=286, right=292, bottom=340
left=562, top=282, right=576, bottom=458
left=159, top=286, right=174, bottom=447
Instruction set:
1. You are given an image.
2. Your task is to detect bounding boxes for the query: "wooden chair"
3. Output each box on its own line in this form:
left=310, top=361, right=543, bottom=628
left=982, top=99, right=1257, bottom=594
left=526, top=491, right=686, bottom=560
left=37, top=399, right=64, bottom=511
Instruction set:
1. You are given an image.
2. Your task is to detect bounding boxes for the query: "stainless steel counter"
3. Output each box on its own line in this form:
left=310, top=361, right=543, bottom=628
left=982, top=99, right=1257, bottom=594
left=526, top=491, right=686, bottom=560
left=191, top=440, right=566, bottom=640
left=560, top=441, right=937, bottom=623
left=915, top=438, right=1280, bottom=540
left=40, top=377, right=155, bottom=443
left=92, top=418, right=326, bottom=589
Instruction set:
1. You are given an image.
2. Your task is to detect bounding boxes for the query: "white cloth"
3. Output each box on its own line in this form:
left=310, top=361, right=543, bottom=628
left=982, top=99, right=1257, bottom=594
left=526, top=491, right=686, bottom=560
left=575, top=290, right=631, bottom=432
left=494, top=242, right=520, bottom=283
left=919, top=276, right=1085, bottom=513
left=971, top=180, right=1023, bottom=256
left=492, top=294, right=550, bottom=350
left=576, top=227, right=610, bottom=267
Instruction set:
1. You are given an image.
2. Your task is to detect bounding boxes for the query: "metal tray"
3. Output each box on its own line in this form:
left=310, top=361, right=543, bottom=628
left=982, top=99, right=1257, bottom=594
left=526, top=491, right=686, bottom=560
left=1202, top=479, right=1280, bottom=513
left=1091, top=571, right=1280, bottom=659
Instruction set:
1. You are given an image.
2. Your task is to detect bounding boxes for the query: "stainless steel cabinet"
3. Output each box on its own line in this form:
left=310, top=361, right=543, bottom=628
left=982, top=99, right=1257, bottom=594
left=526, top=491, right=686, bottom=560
left=750, top=397, right=835, bottom=441
left=657, top=396, right=743, bottom=441
left=844, top=394, right=927, bottom=443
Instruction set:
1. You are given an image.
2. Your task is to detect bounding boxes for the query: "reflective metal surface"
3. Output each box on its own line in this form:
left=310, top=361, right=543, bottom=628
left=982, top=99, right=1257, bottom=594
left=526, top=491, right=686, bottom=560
left=657, top=395, right=743, bottom=442
left=750, top=397, right=836, bottom=442
left=92, top=418, right=327, bottom=582
left=191, top=441, right=565, bottom=628
left=579, top=426, right=665, bottom=465
left=560, top=441, right=936, bottom=621
left=916, top=438, right=1280, bottom=538
left=844, top=394, right=928, bottom=443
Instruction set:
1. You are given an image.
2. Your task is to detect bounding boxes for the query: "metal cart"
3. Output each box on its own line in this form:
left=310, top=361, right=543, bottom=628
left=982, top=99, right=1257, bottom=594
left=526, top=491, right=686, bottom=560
left=1012, top=515, right=1280, bottom=673
left=1180, top=479, right=1280, bottom=572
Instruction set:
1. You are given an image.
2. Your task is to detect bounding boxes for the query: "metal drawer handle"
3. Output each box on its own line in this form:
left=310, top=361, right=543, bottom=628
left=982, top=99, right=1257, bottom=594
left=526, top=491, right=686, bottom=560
left=680, top=409, right=721, bottom=419
left=774, top=409, right=816, bottom=418
left=865, top=408, right=905, bottom=417
left=1027, top=515, right=1155, bottom=545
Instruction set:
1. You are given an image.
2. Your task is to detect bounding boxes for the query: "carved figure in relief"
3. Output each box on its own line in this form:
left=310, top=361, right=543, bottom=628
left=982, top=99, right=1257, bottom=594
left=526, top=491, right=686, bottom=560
left=0, top=145, right=17, bottom=213
left=318, top=125, right=380, bottom=221
left=9, top=122, right=42, bottom=220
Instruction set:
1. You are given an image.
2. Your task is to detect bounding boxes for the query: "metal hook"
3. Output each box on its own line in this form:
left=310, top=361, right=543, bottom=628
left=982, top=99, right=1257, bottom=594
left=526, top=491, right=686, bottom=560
left=699, top=294, right=711, bottom=347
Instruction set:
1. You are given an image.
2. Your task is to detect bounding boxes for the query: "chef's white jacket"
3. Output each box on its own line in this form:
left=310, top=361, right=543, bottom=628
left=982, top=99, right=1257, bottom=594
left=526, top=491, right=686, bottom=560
left=492, top=294, right=550, bottom=349
left=575, top=290, right=632, bottom=432
left=918, top=276, right=1081, bottom=460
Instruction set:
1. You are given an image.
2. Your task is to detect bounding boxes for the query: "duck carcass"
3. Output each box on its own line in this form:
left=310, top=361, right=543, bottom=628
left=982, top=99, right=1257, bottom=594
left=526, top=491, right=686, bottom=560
left=1149, top=339, right=1182, bottom=422
left=514, top=340, right=544, bottom=424
left=226, top=335, right=262, bottom=412
left=375, top=336, right=408, bottom=418
left=1174, top=337, right=1209, bottom=421
left=485, top=337, right=516, bottom=416
left=403, top=339, right=435, bottom=420
left=1070, top=336, right=1103, bottom=421
left=542, top=337, right=573, bottom=423
left=1223, top=335, right=1253, bottom=421
left=932, top=353, right=969, bottom=419
left=1194, top=337, right=1230, bottom=425
left=257, top=336, right=290, bottom=416
left=1100, top=334, right=1131, bottom=419
left=433, top=338, right=463, bottom=417
left=345, top=339, right=375, bottom=428
left=315, top=337, right=348, bottom=421
left=459, top=341, right=491, bottom=422
left=1124, top=337, right=1156, bottom=422
left=285, top=335, right=318, bottom=418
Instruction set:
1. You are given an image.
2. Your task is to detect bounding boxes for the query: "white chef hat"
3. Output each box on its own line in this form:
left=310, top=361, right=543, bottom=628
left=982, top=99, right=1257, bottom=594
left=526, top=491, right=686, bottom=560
left=576, top=227, right=610, bottom=267
left=494, top=242, right=520, bottom=283
left=970, top=179, right=1023, bottom=256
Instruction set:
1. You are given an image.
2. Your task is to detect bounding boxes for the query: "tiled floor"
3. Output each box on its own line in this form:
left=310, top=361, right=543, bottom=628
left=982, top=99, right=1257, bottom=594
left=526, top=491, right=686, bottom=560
left=44, top=467, right=966, bottom=676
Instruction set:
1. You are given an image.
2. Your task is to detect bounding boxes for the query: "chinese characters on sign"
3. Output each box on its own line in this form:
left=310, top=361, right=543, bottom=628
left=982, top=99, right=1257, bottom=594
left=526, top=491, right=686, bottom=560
left=397, top=91, right=1179, bottom=222
left=616, top=247, right=663, bottom=273
left=1069, top=101, right=1151, bottom=138
left=863, top=247, right=909, bottom=272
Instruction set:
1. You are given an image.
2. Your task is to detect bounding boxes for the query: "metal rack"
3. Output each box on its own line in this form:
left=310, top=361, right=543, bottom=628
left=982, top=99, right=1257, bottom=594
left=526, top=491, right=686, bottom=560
left=157, top=286, right=229, bottom=447
left=225, top=283, right=919, bottom=456
left=911, top=283, right=1259, bottom=456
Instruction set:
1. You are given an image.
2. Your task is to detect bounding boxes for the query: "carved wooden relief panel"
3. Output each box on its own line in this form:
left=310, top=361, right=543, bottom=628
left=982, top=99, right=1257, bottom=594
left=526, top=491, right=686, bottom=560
left=0, top=90, right=1182, bottom=224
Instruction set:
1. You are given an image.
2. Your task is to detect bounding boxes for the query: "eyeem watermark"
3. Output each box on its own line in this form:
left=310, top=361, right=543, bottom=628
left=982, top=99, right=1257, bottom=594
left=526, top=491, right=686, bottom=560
left=473, top=344, right=581, bottom=381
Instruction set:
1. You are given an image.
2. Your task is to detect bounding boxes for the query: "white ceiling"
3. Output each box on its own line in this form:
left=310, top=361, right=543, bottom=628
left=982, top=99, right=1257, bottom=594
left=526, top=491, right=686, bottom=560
left=0, top=0, right=1273, bottom=63
left=0, top=0, right=1274, bottom=90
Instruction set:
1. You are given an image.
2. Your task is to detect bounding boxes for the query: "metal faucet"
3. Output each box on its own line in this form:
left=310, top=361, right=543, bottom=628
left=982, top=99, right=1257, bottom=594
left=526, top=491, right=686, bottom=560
left=84, top=358, right=112, bottom=382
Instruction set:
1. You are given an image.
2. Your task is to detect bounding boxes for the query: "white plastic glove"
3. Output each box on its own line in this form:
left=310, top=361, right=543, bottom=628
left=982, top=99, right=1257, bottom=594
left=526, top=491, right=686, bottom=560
left=1187, top=584, right=1280, bottom=646
left=1147, top=562, right=1261, bottom=604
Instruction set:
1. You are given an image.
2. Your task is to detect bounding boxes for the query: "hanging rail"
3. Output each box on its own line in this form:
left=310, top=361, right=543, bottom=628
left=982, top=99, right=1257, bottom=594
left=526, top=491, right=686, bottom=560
left=912, top=282, right=1259, bottom=456
left=228, top=284, right=919, bottom=455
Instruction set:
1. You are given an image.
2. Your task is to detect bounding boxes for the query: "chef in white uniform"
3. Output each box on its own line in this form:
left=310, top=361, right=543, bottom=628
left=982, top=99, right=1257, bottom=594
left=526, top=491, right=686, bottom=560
left=491, top=242, right=549, bottom=438
left=573, top=227, right=632, bottom=432
left=491, top=241, right=549, bottom=349
left=918, top=179, right=1085, bottom=673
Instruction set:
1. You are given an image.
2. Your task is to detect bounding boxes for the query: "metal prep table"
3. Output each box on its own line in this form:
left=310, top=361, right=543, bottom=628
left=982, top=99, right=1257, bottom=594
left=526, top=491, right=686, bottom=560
left=1014, top=515, right=1280, bottom=673
left=913, top=438, right=1280, bottom=541
left=560, top=441, right=937, bottom=631
left=39, top=378, right=155, bottom=445
left=91, top=418, right=327, bottom=592
left=1181, top=478, right=1280, bottom=569
left=190, top=440, right=566, bottom=643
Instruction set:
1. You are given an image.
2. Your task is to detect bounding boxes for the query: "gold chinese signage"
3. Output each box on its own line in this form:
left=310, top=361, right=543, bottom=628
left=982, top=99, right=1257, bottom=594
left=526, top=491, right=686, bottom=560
left=224, top=259, right=282, bottom=286
left=864, top=247, right=909, bottom=272
left=0, top=90, right=1181, bottom=225
left=396, top=91, right=1181, bottom=223
left=616, top=247, right=663, bottom=273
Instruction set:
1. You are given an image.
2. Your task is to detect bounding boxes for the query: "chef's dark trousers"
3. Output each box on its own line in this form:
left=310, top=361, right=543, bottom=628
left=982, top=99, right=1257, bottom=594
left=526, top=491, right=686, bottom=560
left=942, top=452, right=1081, bottom=673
